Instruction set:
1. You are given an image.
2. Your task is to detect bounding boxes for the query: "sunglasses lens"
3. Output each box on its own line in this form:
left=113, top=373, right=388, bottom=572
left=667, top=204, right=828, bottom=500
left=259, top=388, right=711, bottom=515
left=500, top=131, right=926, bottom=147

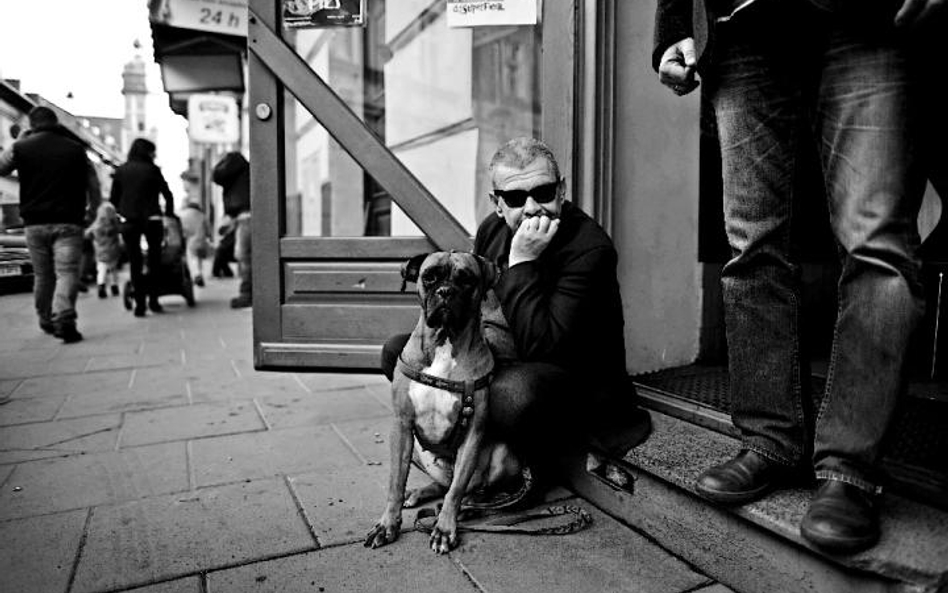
left=494, top=181, right=558, bottom=207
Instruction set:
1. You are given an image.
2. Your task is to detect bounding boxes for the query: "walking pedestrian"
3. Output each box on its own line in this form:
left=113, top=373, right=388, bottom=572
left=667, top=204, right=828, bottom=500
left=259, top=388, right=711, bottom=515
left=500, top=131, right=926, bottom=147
left=0, top=105, right=101, bottom=343
left=85, top=201, right=122, bottom=298
left=111, top=138, right=175, bottom=317
left=653, top=0, right=941, bottom=553
left=212, top=151, right=251, bottom=308
left=178, top=170, right=210, bottom=288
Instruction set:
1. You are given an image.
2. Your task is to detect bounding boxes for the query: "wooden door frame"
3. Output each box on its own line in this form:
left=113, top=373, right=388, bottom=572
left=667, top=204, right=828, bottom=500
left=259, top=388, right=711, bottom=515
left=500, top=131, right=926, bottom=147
left=248, top=0, right=581, bottom=370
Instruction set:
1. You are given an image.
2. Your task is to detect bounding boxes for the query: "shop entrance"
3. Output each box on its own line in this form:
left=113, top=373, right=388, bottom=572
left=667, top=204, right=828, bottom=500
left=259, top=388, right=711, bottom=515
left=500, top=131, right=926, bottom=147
left=247, top=0, right=580, bottom=370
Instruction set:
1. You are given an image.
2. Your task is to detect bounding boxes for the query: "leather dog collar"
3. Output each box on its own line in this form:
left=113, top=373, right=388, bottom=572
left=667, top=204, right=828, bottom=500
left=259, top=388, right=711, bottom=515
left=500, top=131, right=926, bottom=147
left=396, top=354, right=493, bottom=454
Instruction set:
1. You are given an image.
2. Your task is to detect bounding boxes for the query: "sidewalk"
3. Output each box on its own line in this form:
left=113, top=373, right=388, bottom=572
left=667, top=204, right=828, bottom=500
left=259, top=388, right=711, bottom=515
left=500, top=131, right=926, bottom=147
left=0, top=277, right=731, bottom=593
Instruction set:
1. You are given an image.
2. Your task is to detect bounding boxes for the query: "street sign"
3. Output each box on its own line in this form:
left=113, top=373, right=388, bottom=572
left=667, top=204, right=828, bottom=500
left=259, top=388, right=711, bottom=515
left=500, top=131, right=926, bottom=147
left=187, top=94, right=240, bottom=144
left=149, top=0, right=248, bottom=37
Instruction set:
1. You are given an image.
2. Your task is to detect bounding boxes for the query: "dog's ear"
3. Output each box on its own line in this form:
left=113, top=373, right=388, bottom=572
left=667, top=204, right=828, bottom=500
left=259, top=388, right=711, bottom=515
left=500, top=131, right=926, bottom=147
left=474, top=254, right=500, bottom=291
left=400, top=253, right=430, bottom=292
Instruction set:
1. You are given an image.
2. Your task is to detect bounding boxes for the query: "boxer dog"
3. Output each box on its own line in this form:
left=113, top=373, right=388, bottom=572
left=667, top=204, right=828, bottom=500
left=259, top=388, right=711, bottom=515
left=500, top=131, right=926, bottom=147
left=365, top=251, right=524, bottom=554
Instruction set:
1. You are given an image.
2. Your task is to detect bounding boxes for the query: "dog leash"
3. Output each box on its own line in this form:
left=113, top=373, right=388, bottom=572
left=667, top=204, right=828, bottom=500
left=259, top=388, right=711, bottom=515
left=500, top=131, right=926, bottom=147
left=413, top=504, right=593, bottom=536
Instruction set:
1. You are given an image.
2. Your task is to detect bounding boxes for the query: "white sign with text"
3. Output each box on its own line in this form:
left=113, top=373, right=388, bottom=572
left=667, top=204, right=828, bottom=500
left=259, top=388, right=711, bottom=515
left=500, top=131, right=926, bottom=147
left=446, top=0, right=538, bottom=28
left=188, top=94, right=240, bottom=144
left=149, top=0, right=248, bottom=36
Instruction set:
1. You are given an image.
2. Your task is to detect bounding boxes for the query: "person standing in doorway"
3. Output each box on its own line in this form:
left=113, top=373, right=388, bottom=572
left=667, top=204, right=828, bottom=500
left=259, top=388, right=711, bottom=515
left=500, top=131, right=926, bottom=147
left=0, top=106, right=101, bottom=343
left=654, top=0, right=941, bottom=553
left=111, top=138, right=175, bottom=317
left=212, top=151, right=251, bottom=309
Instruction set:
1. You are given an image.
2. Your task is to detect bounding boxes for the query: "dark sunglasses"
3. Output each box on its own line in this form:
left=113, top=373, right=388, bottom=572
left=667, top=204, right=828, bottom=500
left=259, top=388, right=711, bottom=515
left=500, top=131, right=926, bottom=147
left=491, top=180, right=560, bottom=208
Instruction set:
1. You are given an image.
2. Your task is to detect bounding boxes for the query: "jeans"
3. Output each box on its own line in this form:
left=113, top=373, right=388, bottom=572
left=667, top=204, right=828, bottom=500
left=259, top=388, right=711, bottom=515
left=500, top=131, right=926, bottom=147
left=234, top=213, right=252, bottom=298
left=121, top=219, right=164, bottom=307
left=707, top=6, right=926, bottom=492
left=24, top=223, right=84, bottom=330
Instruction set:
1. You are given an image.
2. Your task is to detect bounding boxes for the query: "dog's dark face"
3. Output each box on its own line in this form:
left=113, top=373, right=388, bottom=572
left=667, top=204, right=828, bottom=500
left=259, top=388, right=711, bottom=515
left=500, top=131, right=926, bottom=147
left=402, top=252, right=497, bottom=338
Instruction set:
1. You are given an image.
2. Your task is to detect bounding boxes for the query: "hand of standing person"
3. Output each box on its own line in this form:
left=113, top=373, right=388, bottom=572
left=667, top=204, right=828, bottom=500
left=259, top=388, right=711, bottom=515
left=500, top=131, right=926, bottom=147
left=895, top=0, right=946, bottom=27
left=658, top=37, right=701, bottom=96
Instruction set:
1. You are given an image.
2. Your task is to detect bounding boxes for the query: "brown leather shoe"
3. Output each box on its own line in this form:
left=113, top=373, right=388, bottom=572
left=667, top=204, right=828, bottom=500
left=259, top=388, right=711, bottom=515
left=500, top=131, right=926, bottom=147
left=695, top=449, right=790, bottom=505
left=801, top=479, right=879, bottom=554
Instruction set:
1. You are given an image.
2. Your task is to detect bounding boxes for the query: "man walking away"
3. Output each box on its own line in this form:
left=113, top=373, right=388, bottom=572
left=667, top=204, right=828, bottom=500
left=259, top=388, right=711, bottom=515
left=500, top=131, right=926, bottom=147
left=0, top=106, right=101, bottom=343
left=212, top=151, right=251, bottom=309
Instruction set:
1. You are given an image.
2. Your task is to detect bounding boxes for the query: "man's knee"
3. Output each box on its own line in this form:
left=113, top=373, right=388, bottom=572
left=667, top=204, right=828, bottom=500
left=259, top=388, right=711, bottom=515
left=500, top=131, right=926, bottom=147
left=381, top=333, right=411, bottom=381
left=489, top=362, right=571, bottom=436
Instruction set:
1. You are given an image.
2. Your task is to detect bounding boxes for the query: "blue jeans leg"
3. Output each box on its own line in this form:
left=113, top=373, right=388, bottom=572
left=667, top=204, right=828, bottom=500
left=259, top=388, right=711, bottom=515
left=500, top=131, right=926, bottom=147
left=25, top=224, right=83, bottom=330
left=709, top=18, right=812, bottom=469
left=813, top=26, right=925, bottom=493
left=25, top=225, right=55, bottom=327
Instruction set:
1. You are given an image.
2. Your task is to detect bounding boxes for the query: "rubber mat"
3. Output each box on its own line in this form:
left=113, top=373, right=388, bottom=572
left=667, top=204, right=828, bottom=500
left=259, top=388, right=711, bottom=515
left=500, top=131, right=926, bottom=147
left=633, top=364, right=948, bottom=507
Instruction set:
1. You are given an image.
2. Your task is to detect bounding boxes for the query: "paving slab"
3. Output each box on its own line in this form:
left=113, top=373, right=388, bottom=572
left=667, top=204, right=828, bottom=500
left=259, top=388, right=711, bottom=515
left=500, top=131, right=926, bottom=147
left=452, top=498, right=712, bottom=593
left=122, top=577, right=203, bottom=593
left=190, top=424, right=358, bottom=487
left=694, top=584, right=738, bottom=593
left=49, top=337, right=145, bottom=359
left=0, top=413, right=121, bottom=464
left=296, top=372, right=390, bottom=393
left=256, top=385, right=391, bottom=430
left=289, top=463, right=431, bottom=547
left=71, top=478, right=316, bottom=593
left=0, top=463, right=13, bottom=487
left=0, top=378, right=21, bottom=396
left=0, top=394, right=65, bottom=425
left=12, top=369, right=133, bottom=399
left=119, top=401, right=266, bottom=447
left=0, top=442, right=187, bottom=520
left=58, top=384, right=189, bottom=419
left=85, top=350, right=183, bottom=372
left=189, top=374, right=309, bottom=403
left=0, top=509, right=87, bottom=593
left=332, top=416, right=395, bottom=465
left=207, top=534, right=478, bottom=593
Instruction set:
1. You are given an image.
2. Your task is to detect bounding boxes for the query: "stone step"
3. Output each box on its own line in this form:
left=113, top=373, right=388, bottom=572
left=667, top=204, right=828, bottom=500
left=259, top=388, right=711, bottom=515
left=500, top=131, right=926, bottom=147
left=561, top=411, right=948, bottom=593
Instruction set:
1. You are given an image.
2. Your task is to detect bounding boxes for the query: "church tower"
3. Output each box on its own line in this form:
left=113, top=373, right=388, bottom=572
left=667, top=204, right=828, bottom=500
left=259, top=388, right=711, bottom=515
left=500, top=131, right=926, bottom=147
left=121, top=41, right=151, bottom=152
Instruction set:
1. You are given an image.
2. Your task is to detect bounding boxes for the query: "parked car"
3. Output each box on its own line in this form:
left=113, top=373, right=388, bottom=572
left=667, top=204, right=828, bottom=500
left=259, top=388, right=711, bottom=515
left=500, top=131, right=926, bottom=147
left=0, top=231, right=33, bottom=295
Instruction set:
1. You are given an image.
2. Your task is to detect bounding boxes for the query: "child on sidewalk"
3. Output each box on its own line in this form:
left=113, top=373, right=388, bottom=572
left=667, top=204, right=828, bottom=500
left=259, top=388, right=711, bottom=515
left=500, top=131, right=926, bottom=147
left=85, top=202, right=123, bottom=298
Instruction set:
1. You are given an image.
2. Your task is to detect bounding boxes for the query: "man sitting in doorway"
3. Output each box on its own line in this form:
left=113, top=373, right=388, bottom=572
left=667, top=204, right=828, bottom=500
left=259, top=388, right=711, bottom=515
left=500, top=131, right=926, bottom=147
left=382, top=137, right=651, bottom=472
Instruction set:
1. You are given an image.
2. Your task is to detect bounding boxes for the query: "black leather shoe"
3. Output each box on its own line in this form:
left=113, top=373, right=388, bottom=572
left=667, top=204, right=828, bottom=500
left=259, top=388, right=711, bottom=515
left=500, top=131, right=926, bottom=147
left=695, top=449, right=790, bottom=505
left=55, top=326, right=83, bottom=344
left=148, top=299, right=164, bottom=313
left=801, top=480, right=878, bottom=554
left=134, top=304, right=147, bottom=318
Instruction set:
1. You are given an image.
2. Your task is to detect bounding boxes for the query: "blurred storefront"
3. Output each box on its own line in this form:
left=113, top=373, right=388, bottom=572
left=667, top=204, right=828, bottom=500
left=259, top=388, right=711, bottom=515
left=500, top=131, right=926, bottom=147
left=148, top=0, right=249, bottom=231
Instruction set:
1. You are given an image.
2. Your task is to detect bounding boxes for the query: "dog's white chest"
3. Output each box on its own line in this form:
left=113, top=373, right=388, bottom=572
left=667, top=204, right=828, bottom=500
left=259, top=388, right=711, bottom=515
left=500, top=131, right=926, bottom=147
left=408, top=342, right=461, bottom=442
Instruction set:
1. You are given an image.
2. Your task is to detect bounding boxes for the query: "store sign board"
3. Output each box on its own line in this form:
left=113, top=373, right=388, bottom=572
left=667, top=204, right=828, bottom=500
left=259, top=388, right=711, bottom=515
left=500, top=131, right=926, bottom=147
left=446, top=0, right=538, bottom=27
left=187, top=94, right=240, bottom=144
left=283, top=0, right=366, bottom=28
left=149, top=0, right=248, bottom=36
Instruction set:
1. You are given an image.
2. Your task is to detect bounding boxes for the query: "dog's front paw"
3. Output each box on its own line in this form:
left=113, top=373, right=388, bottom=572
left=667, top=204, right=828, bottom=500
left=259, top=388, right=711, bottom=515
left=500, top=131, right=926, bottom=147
left=364, top=515, right=401, bottom=549
left=429, top=516, right=459, bottom=554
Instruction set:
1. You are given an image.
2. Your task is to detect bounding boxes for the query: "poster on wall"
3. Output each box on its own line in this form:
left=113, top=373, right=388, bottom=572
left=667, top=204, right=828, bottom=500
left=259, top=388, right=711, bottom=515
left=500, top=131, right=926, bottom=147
left=283, top=0, right=366, bottom=28
left=446, top=0, right=539, bottom=28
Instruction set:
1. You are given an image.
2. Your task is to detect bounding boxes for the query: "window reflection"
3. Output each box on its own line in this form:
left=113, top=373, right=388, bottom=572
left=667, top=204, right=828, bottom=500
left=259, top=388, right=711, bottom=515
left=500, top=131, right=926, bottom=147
left=283, top=0, right=541, bottom=237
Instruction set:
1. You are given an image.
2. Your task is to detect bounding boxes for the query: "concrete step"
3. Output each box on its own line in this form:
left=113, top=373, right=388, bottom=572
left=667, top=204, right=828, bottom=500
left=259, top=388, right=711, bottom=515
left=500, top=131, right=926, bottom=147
left=562, top=411, right=948, bottom=593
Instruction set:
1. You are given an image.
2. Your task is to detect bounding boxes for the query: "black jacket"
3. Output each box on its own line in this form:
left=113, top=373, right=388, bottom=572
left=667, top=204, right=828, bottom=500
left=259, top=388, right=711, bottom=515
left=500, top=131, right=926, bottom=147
left=212, top=152, right=250, bottom=217
left=474, top=201, right=629, bottom=391
left=110, top=160, right=174, bottom=222
left=0, top=125, right=99, bottom=226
